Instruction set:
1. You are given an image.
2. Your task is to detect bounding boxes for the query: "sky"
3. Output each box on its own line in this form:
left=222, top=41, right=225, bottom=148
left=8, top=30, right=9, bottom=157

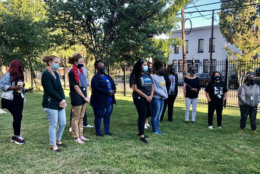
left=176, top=0, right=221, bottom=29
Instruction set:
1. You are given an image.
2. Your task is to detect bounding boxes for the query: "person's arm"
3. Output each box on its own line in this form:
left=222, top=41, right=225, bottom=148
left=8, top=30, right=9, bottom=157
left=42, top=73, right=63, bottom=102
left=91, top=75, right=111, bottom=95
left=205, top=92, right=211, bottom=102
left=131, top=84, right=149, bottom=100
left=238, top=86, right=246, bottom=105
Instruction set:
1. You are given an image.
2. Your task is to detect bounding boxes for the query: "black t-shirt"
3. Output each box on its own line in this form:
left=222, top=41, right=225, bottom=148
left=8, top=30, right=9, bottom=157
left=130, top=73, right=153, bottom=98
left=205, top=81, right=228, bottom=101
left=69, top=70, right=87, bottom=106
left=184, top=77, right=200, bottom=99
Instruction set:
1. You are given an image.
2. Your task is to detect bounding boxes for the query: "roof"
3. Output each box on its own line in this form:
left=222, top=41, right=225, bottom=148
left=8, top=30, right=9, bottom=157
left=172, top=25, right=220, bottom=33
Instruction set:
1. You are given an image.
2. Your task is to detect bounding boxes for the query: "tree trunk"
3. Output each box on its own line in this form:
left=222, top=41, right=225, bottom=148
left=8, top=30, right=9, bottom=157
left=28, top=59, right=40, bottom=90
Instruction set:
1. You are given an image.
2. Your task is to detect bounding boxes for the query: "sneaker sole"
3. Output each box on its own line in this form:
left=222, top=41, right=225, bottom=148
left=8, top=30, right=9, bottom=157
left=11, top=140, right=25, bottom=145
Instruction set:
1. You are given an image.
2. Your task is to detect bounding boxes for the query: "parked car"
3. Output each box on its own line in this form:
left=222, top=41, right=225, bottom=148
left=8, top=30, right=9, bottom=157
left=197, top=73, right=211, bottom=88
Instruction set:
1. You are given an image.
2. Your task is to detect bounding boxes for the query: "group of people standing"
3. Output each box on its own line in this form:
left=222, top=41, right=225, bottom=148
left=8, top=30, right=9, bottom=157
left=0, top=57, right=259, bottom=149
left=0, top=54, right=116, bottom=152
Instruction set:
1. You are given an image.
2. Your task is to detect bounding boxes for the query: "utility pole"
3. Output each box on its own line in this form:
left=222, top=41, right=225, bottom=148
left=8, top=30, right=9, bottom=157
left=181, top=8, right=187, bottom=77
left=209, top=10, right=214, bottom=74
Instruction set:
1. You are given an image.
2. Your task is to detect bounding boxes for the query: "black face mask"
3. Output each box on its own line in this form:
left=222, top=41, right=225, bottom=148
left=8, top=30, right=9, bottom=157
left=77, top=64, right=84, bottom=69
left=159, top=71, right=165, bottom=76
left=99, top=67, right=106, bottom=74
left=249, top=80, right=255, bottom=85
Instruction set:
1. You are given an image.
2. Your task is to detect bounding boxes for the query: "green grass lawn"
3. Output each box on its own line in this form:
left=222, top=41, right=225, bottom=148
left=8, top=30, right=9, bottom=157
left=0, top=92, right=260, bottom=174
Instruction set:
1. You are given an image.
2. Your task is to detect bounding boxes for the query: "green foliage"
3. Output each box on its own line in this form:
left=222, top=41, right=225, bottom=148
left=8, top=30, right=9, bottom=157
left=220, top=0, right=260, bottom=61
left=45, top=0, right=188, bottom=66
left=0, top=0, right=50, bottom=70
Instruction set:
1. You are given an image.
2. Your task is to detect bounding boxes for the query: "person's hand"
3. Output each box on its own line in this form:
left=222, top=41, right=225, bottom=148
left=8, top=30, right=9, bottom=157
left=191, top=88, right=198, bottom=92
left=12, top=85, right=23, bottom=91
left=146, top=95, right=152, bottom=102
left=223, top=97, right=227, bottom=101
left=84, top=96, right=90, bottom=103
left=109, top=90, right=115, bottom=96
left=26, top=87, right=34, bottom=92
left=59, top=100, right=67, bottom=108
left=208, top=99, right=212, bottom=102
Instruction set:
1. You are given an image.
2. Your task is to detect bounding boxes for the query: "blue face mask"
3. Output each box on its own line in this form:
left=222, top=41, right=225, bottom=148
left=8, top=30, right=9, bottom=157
left=171, top=69, right=175, bottom=74
left=215, top=76, right=221, bottom=81
left=148, top=68, right=152, bottom=73
left=99, top=67, right=106, bottom=74
left=52, top=63, right=59, bottom=70
left=143, top=66, right=148, bottom=72
left=191, top=70, right=197, bottom=75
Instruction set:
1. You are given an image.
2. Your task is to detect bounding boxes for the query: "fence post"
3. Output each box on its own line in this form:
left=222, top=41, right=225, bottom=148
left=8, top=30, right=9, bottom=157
left=123, top=64, right=126, bottom=96
left=224, top=58, right=229, bottom=107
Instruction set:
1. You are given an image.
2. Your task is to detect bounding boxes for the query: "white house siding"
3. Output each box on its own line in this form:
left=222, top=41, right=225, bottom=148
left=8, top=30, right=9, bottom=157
left=169, top=25, right=232, bottom=80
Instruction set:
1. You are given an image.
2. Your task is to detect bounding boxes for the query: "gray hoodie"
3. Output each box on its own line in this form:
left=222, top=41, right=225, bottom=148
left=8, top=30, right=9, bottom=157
left=152, top=74, right=168, bottom=99
left=238, top=84, right=260, bottom=107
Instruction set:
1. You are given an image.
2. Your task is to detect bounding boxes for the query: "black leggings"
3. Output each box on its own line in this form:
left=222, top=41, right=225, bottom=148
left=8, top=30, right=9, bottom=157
left=161, top=95, right=177, bottom=121
left=133, top=97, right=151, bottom=136
left=208, top=100, right=223, bottom=127
left=2, top=94, right=24, bottom=136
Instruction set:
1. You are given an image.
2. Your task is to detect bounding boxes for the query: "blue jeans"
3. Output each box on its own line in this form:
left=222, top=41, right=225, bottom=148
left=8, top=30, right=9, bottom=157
left=70, top=109, right=88, bottom=127
left=93, top=104, right=113, bottom=135
left=151, top=98, right=164, bottom=133
left=44, top=108, right=66, bottom=146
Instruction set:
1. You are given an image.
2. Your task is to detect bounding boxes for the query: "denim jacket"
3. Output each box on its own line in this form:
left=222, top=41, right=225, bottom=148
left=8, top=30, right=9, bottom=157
left=0, top=72, right=26, bottom=100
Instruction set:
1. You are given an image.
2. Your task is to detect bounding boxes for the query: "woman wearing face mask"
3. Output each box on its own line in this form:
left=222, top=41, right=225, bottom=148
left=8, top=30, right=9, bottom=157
left=68, top=53, right=89, bottom=144
left=205, top=71, right=228, bottom=129
left=90, top=60, right=116, bottom=136
left=184, top=65, right=200, bottom=123
left=145, top=62, right=153, bottom=129
left=0, top=60, right=33, bottom=145
left=41, top=56, right=66, bottom=152
left=238, top=74, right=260, bottom=132
left=161, top=65, right=178, bottom=122
left=151, top=60, right=168, bottom=134
left=130, top=59, right=154, bottom=143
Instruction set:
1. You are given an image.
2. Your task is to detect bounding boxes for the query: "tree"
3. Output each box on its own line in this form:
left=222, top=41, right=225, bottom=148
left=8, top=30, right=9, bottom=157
left=45, top=0, right=188, bottom=67
left=220, top=0, right=260, bottom=84
left=0, top=0, right=50, bottom=89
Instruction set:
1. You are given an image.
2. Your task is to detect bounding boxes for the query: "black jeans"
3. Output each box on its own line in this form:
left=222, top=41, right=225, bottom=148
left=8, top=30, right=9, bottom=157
left=208, top=100, right=223, bottom=127
left=240, top=105, right=257, bottom=131
left=133, top=97, right=151, bottom=136
left=161, top=95, right=177, bottom=121
left=2, top=94, right=24, bottom=136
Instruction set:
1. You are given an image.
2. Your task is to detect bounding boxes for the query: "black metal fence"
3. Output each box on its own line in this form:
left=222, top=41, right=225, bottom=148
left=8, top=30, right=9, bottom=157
left=111, top=59, right=260, bottom=108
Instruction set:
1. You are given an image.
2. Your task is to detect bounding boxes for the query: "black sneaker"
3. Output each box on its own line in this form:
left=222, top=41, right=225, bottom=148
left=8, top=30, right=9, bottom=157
left=96, top=134, right=104, bottom=137
left=11, top=136, right=25, bottom=145
left=105, top=132, right=112, bottom=136
left=140, top=137, right=148, bottom=143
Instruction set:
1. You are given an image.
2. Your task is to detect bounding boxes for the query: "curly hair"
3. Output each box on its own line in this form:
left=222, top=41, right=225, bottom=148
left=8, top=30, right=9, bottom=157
left=8, top=60, right=24, bottom=83
left=153, top=59, right=163, bottom=72
left=130, top=59, right=146, bottom=87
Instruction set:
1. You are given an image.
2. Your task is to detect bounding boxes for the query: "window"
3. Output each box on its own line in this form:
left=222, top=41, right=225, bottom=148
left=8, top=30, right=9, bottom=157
left=198, top=39, right=204, bottom=53
left=203, top=59, right=209, bottom=73
left=187, top=60, right=193, bottom=69
left=178, top=60, right=183, bottom=72
left=174, top=45, right=179, bottom=54
left=185, top=40, right=188, bottom=53
left=209, top=38, right=215, bottom=52
left=172, top=60, right=177, bottom=70
left=203, top=59, right=216, bottom=73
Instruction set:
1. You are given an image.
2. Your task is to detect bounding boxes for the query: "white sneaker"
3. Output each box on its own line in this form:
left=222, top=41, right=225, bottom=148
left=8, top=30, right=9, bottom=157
left=144, top=124, right=148, bottom=129
left=218, top=126, right=222, bottom=129
left=79, top=136, right=89, bottom=141
left=208, top=126, right=213, bottom=129
left=74, top=138, right=84, bottom=144
left=69, top=127, right=72, bottom=132
left=146, top=123, right=150, bottom=127
left=84, top=124, right=94, bottom=128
